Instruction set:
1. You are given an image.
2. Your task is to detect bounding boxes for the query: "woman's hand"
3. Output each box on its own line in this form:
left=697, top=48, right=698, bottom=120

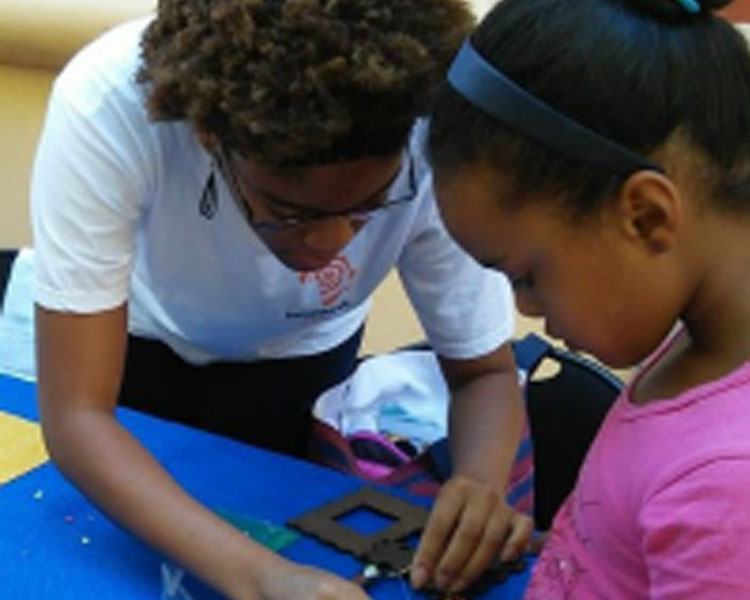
left=254, top=560, right=373, bottom=600
left=409, top=474, right=534, bottom=594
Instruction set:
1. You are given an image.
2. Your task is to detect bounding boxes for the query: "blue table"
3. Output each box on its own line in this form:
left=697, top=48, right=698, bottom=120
left=0, top=374, right=531, bottom=599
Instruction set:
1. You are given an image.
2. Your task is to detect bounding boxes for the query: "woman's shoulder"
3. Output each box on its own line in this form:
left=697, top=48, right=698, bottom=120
left=54, top=17, right=152, bottom=115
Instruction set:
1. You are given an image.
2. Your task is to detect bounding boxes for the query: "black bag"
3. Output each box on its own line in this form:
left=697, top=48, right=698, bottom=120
left=513, top=333, right=623, bottom=530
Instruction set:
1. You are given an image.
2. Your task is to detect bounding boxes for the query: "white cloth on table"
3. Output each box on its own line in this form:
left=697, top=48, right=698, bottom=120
left=313, top=350, right=450, bottom=450
left=0, top=248, right=35, bottom=379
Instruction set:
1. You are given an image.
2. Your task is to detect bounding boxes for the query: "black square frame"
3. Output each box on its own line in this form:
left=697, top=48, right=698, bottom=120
left=287, top=487, right=428, bottom=558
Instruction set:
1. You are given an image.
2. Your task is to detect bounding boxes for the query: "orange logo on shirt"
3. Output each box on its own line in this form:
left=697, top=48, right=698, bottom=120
left=299, top=255, right=356, bottom=306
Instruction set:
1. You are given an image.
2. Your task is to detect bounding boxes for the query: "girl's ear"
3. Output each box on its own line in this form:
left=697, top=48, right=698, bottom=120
left=616, top=170, right=683, bottom=254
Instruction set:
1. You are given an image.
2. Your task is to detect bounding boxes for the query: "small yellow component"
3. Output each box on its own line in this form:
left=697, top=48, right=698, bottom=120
left=0, top=411, right=49, bottom=485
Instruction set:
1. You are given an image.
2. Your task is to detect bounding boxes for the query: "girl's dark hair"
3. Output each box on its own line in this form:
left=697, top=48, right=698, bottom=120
left=137, top=0, right=474, bottom=166
left=428, top=0, right=750, bottom=215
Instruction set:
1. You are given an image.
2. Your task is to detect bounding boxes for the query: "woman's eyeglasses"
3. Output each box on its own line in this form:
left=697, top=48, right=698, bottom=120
left=214, top=148, right=418, bottom=233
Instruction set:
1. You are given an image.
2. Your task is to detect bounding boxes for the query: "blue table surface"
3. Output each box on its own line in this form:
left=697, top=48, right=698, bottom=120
left=0, top=374, right=531, bottom=599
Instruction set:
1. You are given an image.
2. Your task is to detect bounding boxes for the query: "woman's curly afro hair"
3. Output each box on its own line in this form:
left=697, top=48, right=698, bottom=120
left=137, top=0, right=475, bottom=165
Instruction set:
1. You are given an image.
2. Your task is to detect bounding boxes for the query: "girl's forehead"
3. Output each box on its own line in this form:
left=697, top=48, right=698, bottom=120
left=435, top=172, right=531, bottom=261
left=435, top=163, right=613, bottom=266
left=436, top=163, right=565, bottom=230
left=434, top=167, right=508, bottom=244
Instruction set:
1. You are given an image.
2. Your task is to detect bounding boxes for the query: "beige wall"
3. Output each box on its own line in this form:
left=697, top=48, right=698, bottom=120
left=0, top=0, right=157, bottom=70
left=0, top=64, right=52, bottom=248
left=0, top=0, right=157, bottom=249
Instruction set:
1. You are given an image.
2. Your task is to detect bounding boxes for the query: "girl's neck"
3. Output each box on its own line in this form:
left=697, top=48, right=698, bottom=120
left=682, top=213, right=750, bottom=360
left=632, top=213, right=750, bottom=404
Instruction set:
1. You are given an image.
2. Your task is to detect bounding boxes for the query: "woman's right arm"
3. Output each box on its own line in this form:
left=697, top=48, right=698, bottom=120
left=36, top=304, right=281, bottom=599
left=35, top=304, right=372, bottom=600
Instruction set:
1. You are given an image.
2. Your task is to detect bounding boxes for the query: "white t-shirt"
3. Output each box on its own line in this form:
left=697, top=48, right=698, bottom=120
left=31, top=18, right=514, bottom=364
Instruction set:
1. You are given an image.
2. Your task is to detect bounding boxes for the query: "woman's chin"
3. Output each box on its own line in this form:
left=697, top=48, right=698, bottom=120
left=279, top=253, right=333, bottom=272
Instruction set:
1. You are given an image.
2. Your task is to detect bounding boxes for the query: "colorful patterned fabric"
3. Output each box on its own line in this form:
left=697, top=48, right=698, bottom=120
left=308, top=414, right=535, bottom=514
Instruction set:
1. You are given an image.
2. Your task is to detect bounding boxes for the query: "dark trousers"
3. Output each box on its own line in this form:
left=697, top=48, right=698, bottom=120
left=118, top=328, right=363, bottom=457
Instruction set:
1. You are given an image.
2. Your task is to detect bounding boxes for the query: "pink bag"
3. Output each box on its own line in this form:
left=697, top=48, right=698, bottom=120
left=309, top=416, right=534, bottom=513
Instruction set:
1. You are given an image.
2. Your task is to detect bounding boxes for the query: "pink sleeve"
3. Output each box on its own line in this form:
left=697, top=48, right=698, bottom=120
left=639, top=457, right=750, bottom=599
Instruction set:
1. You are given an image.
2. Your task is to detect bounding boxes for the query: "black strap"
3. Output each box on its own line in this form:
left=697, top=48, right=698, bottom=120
left=0, top=249, right=19, bottom=311
left=447, top=40, right=663, bottom=176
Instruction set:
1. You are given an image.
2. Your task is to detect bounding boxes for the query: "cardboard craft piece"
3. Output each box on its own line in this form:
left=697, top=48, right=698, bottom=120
left=287, top=486, right=428, bottom=560
left=288, top=486, right=527, bottom=599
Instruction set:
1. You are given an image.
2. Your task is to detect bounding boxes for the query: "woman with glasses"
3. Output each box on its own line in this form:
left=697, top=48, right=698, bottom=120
left=31, top=1, right=531, bottom=598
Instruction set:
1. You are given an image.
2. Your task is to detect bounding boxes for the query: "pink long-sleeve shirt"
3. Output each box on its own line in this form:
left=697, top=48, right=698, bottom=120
left=525, top=357, right=750, bottom=599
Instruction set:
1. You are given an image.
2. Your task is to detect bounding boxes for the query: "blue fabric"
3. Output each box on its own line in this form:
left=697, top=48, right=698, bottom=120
left=0, top=374, right=532, bottom=599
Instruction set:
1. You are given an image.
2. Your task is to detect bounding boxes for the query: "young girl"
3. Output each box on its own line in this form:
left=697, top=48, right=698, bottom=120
left=425, top=0, right=750, bottom=597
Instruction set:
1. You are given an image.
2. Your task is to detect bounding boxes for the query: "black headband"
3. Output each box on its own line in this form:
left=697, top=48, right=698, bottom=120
left=447, top=40, right=663, bottom=176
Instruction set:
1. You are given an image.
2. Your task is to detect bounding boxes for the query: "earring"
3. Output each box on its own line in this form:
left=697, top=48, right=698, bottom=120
left=199, top=161, right=218, bottom=219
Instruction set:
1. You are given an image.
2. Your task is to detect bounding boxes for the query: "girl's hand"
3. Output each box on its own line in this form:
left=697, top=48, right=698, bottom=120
left=409, top=474, right=534, bottom=594
left=255, top=561, right=373, bottom=600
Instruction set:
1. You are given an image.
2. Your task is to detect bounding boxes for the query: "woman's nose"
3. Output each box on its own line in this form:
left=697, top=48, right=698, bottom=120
left=302, top=216, right=358, bottom=255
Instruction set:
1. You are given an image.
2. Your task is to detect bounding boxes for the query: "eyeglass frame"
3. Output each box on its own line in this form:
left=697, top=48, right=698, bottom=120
left=214, top=146, right=418, bottom=233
